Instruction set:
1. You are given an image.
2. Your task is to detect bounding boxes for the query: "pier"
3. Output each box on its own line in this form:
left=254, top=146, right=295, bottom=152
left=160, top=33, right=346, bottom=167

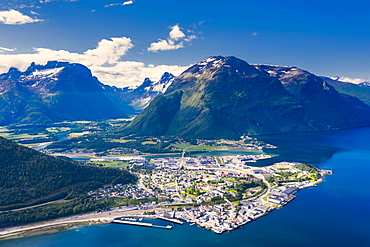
left=320, top=169, right=333, bottom=175
left=157, top=216, right=184, bottom=225
left=116, top=214, right=184, bottom=225
left=112, top=219, right=173, bottom=230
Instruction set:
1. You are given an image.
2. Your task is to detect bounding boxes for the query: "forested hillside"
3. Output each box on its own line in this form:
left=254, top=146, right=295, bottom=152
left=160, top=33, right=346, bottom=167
left=0, top=137, right=136, bottom=210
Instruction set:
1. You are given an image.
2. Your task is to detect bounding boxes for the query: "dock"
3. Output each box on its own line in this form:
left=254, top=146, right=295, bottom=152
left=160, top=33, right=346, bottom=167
left=112, top=219, right=173, bottom=229
left=157, top=216, right=184, bottom=225
left=320, top=169, right=333, bottom=175
left=117, top=214, right=184, bottom=225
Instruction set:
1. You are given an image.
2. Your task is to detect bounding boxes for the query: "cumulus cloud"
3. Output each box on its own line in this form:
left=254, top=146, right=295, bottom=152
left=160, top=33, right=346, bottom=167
left=0, top=46, right=16, bottom=52
left=330, top=76, right=369, bottom=85
left=169, top=24, right=186, bottom=41
left=0, top=37, right=133, bottom=76
left=0, top=9, right=42, bottom=25
left=147, top=24, right=197, bottom=52
left=105, top=0, right=134, bottom=8
left=0, top=37, right=189, bottom=87
left=91, top=62, right=188, bottom=87
left=147, top=39, right=184, bottom=52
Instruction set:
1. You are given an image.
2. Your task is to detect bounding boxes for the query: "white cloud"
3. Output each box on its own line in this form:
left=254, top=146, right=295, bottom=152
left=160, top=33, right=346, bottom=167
left=0, top=37, right=189, bottom=87
left=0, top=9, right=42, bottom=25
left=169, top=24, right=186, bottom=41
left=84, top=37, right=134, bottom=64
left=91, top=62, right=188, bottom=87
left=0, top=46, right=16, bottom=52
left=147, top=39, right=184, bottom=52
left=30, top=11, right=40, bottom=15
left=0, top=37, right=133, bottom=77
left=105, top=0, right=134, bottom=8
left=147, top=24, right=197, bottom=52
left=330, top=76, right=369, bottom=85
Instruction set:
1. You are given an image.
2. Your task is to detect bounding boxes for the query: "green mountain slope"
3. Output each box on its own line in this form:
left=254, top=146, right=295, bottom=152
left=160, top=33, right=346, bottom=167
left=0, top=137, right=136, bottom=210
left=124, top=56, right=370, bottom=140
left=322, top=77, right=370, bottom=106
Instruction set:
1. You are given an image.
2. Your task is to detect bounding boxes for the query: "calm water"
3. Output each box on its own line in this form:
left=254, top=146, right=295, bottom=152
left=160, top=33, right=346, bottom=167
left=3, top=128, right=370, bottom=247
left=144, top=149, right=263, bottom=159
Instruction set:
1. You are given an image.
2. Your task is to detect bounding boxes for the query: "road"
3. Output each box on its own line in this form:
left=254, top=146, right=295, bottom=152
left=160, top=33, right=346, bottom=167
left=2, top=199, right=65, bottom=213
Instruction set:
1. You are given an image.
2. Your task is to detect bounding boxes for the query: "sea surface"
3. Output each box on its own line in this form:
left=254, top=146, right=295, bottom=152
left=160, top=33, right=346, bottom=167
left=2, top=128, right=370, bottom=247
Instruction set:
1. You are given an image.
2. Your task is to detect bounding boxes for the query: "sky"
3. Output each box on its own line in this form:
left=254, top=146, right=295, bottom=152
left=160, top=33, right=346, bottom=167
left=0, top=0, right=369, bottom=87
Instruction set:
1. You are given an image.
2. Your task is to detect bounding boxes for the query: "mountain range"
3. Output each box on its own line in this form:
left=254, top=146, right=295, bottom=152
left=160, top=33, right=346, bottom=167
left=124, top=56, right=370, bottom=140
left=0, top=61, right=173, bottom=125
left=1, top=57, right=369, bottom=140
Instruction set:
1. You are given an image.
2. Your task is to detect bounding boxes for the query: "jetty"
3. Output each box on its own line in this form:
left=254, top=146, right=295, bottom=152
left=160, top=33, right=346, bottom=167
left=112, top=219, right=173, bottom=229
left=116, top=214, right=184, bottom=225
left=157, top=216, right=184, bottom=225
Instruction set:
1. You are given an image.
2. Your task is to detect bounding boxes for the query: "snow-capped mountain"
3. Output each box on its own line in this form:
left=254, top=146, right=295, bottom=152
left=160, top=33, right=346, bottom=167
left=327, top=76, right=370, bottom=88
left=0, top=61, right=135, bottom=125
left=128, top=72, right=175, bottom=110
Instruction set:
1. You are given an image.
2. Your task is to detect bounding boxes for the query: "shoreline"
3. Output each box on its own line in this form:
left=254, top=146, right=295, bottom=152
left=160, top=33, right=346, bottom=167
left=0, top=177, right=325, bottom=240
left=0, top=161, right=331, bottom=240
left=0, top=207, right=170, bottom=241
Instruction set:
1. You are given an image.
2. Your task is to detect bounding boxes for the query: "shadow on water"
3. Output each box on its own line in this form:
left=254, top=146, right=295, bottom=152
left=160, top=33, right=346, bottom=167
left=145, top=131, right=343, bottom=167
left=256, top=131, right=343, bottom=166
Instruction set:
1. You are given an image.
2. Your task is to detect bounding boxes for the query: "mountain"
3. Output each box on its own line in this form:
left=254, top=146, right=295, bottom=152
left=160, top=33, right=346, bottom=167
left=0, top=136, right=136, bottom=210
left=0, top=61, right=135, bottom=125
left=127, top=72, right=175, bottom=110
left=322, top=76, right=370, bottom=106
left=124, top=56, right=370, bottom=140
left=359, top=82, right=370, bottom=88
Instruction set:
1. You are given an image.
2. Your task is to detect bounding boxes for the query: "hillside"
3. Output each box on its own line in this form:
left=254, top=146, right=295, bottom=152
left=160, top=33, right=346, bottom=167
left=124, top=56, right=370, bottom=140
left=322, top=77, right=370, bottom=106
left=0, top=137, right=136, bottom=210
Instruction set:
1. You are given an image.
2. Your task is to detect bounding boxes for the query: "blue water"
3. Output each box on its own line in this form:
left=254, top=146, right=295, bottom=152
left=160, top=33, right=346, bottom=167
left=144, top=149, right=263, bottom=159
left=2, top=128, right=370, bottom=247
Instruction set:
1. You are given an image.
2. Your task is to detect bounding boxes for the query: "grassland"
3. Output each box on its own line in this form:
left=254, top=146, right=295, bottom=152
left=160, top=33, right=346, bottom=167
left=168, top=143, right=224, bottom=152
left=90, top=161, right=129, bottom=169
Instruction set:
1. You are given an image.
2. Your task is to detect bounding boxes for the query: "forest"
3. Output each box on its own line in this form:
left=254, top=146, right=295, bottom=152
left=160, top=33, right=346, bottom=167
left=0, top=137, right=137, bottom=211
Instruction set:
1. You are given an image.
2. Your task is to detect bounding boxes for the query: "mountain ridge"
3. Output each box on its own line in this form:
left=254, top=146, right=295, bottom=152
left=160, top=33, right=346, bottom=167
left=124, top=56, right=370, bottom=140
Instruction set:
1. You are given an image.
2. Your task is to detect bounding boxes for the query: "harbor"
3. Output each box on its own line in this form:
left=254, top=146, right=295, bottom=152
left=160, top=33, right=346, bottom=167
left=111, top=215, right=184, bottom=230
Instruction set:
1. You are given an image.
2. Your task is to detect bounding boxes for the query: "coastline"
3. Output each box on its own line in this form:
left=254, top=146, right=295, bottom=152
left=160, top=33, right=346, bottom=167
left=0, top=158, right=331, bottom=240
left=0, top=207, right=170, bottom=241
left=0, top=177, right=327, bottom=240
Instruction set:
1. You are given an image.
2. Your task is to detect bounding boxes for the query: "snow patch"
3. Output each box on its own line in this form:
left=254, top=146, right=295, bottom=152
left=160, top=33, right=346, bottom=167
left=31, top=67, right=64, bottom=78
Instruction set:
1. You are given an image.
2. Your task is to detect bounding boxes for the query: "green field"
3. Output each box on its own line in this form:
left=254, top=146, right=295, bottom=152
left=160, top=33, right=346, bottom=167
left=186, top=145, right=223, bottom=152
left=46, top=127, right=72, bottom=133
left=0, top=131, right=49, bottom=141
left=169, top=143, right=224, bottom=152
left=171, top=143, right=193, bottom=150
left=91, top=160, right=129, bottom=168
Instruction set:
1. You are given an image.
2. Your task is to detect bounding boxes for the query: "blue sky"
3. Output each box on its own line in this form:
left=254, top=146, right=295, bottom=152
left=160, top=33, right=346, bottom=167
left=0, top=0, right=369, bottom=87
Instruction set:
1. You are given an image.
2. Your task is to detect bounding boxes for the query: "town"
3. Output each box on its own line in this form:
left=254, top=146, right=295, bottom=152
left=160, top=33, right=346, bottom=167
left=89, top=155, right=331, bottom=234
